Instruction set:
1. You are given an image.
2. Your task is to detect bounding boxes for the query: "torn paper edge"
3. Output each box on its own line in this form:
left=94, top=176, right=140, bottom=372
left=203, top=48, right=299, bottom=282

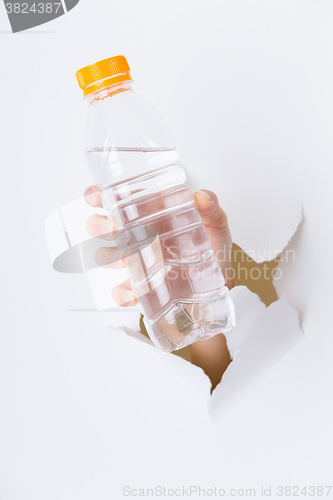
left=234, top=206, right=303, bottom=264
left=208, top=286, right=304, bottom=422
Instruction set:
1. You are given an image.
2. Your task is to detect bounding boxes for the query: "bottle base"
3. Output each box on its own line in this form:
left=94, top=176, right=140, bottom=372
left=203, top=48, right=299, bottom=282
left=144, top=287, right=235, bottom=352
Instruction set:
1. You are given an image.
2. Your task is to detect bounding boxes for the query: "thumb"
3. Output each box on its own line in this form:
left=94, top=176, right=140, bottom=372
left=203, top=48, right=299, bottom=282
left=194, top=190, right=230, bottom=237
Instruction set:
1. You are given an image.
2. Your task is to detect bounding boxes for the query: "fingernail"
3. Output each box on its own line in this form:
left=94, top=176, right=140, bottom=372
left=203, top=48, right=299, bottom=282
left=122, top=292, right=136, bottom=305
left=99, top=223, right=114, bottom=236
left=85, top=188, right=96, bottom=205
left=197, top=190, right=212, bottom=201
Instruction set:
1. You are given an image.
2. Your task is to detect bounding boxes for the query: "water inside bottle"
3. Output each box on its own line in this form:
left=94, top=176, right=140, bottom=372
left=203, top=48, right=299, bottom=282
left=86, top=148, right=235, bottom=351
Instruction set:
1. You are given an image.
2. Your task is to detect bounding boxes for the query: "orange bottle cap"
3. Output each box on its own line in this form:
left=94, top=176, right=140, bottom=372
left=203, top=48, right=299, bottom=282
left=76, top=55, right=132, bottom=97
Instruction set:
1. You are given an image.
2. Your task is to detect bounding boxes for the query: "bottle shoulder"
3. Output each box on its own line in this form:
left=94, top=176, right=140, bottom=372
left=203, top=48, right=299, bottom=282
left=85, top=89, right=175, bottom=151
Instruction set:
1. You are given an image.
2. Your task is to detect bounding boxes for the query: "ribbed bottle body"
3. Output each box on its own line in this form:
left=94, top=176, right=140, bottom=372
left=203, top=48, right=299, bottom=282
left=86, top=147, right=235, bottom=351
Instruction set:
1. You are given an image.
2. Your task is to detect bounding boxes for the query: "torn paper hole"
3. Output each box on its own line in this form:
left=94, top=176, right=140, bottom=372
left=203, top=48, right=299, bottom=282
left=46, top=197, right=304, bottom=416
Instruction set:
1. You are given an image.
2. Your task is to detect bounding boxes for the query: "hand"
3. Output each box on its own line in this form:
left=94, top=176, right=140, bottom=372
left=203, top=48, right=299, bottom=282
left=84, top=185, right=233, bottom=391
left=192, top=190, right=234, bottom=290
left=84, top=186, right=234, bottom=306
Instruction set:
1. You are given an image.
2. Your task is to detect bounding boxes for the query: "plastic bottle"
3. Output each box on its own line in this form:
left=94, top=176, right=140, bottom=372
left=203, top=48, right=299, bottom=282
left=76, top=55, right=235, bottom=352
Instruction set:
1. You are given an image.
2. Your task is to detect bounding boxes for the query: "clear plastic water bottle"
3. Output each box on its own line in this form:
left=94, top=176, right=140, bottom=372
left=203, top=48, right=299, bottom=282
left=76, top=55, right=235, bottom=352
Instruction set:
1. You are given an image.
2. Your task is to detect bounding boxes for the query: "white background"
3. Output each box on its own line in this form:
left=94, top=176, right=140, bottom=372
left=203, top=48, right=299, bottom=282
left=1, top=1, right=333, bottom=499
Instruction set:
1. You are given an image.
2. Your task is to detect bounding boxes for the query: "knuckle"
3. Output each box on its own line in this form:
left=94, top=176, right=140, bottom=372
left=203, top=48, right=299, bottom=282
left=214, top=208, right=228, bottom=229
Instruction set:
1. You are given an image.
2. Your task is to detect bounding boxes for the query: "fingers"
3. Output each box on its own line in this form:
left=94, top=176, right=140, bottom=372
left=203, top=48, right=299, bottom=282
left=194, top=190, right=233, bottom=288
left=86, top=213, right=118, bottom=241
left=84, top=185, right=229, bottom=235
left=112, top=278, right=138, bottom=307
left=95, top=247, right=128, bottom=269
left=84, top=185, right=103, bottom=208
left=194, top=190, right=229, bottom=237
left=84, top=185, right=124, bottom=268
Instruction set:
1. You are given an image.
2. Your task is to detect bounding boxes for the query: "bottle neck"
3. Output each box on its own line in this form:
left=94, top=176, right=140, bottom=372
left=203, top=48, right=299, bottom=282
left=85, top=81, right=133, bottom=104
